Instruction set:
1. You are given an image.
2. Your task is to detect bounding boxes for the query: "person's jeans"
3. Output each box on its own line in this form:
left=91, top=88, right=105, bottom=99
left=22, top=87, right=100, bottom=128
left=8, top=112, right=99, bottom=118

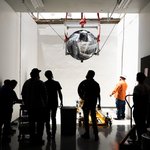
left=82, top=107, right=98, bottom=136
left=45, top=107, right=57, bottom=137
left=115, top=99, right=125, bottom=119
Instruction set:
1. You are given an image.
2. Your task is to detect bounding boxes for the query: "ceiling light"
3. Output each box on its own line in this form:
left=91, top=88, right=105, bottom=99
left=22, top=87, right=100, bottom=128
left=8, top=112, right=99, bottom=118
left=31, top=0, right=44, bottom=9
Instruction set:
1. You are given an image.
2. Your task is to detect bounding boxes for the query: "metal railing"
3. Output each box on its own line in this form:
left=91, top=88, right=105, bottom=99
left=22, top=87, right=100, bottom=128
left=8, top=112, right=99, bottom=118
left=125, top=94, right=134, bottom=128
left=120, top=94, right=136, bottom=145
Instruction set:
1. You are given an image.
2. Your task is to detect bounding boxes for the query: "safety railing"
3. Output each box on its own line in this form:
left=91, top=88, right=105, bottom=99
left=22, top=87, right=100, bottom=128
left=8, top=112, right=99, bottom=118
left=120, top=94, right=136, bottom=145
left=125, top=94, right=134, bottom=128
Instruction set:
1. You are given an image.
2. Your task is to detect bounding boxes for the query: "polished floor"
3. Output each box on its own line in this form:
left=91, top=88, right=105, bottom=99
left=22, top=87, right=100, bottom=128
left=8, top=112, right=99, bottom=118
left=0, top=109, right=140, bottom=150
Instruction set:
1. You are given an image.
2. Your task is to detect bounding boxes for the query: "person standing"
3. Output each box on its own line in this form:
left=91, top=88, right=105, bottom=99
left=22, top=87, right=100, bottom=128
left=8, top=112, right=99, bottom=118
left=133, top=72, right=150, bottom=143
left=44, top=70, right=63, bottom=140
left=8, top=80, right=19, bottom=133
left=21, top=68, right=48, bottom=144
left=110, top=75, right=128, bottom=120
left=78, top=70, right=101, bottom=141
left=0, top=79, right=11, bottom=141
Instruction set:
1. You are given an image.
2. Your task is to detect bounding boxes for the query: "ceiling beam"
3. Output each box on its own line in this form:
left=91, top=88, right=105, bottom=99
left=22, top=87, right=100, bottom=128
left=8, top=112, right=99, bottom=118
left=33, top=18, right=120, bottom=24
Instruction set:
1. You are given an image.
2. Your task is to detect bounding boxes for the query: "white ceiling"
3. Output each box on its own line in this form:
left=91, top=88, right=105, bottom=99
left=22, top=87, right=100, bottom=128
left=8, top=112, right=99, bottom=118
left=5, top=0, right=150, bottom=13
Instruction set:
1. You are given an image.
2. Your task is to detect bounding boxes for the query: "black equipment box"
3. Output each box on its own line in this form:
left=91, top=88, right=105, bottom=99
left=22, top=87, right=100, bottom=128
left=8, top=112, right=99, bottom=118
left=60, top=106, right=76, bottom=136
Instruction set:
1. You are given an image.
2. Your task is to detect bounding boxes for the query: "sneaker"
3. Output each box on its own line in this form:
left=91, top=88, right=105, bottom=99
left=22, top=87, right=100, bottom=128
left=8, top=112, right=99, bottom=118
left=81, top=133, right=90, bottom=139
left=9, top=128, right=16, bottom=135
left=37, top=139, right=45, bottom=145
left=35, top=139, right=45, bottom=145
left=121, top=116, right=125, bottom=119
left=2, top=136, right=11, bottom=143
left=51, top=135, right=55, bottom=140
left=30, top=137, right=45, bottom=145
left=113, top=117, right=121, bottom=120
left=94, top=134, right=99, bottom=141
left=47, top=132, right=51, bottom=140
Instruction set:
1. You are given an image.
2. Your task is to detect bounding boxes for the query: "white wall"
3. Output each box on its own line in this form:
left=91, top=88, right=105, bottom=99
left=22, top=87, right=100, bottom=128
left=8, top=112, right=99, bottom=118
left=0, top=0, right=20, bottom=88
left=118, top=14, right=139, bottom=92
left=20, top=13, right=38, bottom=90
left=0, top=0, right=38, bottom=121
left=19, top=13, right=38, bottom=121
left=117, top=14, right=139, bottom=118
left=0, top=0, right=20, bottom=121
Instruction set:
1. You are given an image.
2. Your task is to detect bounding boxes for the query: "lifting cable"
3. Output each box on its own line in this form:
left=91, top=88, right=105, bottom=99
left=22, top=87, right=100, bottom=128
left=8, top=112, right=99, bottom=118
left=23, top=0, right=64, bottom=42
left=121, top=15, right=126, bottom=74
left=98, top=0, right=119, bottom=53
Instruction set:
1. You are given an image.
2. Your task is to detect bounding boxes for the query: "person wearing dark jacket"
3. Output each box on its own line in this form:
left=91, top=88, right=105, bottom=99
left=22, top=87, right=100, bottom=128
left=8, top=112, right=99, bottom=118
left=21, top=68, right=48, bottom=144
left=78, top=70, right=101, bottom=141
left=133, top=72, right=150, bottom=143
left=0, top=79, right=18, bottom=141
left=44, top=70, right=63, bottom=140
left=8, top=80, right=18, bottom=133
left=0, top=80, right=11, bottom=139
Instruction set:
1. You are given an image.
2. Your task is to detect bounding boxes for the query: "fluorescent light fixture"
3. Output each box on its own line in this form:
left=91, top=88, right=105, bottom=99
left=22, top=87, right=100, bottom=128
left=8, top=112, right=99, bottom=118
left=117, top=0, right=132, bottom=9
left=31, top=0, right=44, bottom=9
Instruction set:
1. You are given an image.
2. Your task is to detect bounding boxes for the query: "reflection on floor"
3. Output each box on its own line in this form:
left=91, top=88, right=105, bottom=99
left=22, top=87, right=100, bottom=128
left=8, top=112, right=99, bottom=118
left=0, top=109, right=141, bottom=150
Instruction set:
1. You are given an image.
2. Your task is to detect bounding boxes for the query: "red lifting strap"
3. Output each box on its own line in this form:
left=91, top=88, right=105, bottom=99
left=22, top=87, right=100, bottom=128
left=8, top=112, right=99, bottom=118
left=65, top=12, right=68, bottom=21
left=79, top=17, right=86, bottom=27
left=79, top=12, right=86, bottom=28
left=64, top=33, right=68, bottom=42
left=97, top=12, right=101, bottom=42
left=64, top=12, right=69, bottom=42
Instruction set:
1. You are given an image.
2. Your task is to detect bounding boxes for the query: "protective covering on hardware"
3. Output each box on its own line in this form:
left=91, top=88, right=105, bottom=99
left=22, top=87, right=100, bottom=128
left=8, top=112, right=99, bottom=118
left=66, top=30, right=99, bottom=61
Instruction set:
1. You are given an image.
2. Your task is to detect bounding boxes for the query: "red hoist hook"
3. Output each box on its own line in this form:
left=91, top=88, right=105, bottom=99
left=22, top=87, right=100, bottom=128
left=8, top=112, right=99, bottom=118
left=64, top=12, right=69, bottom=42
left=79, top=12, right=86, bottom=28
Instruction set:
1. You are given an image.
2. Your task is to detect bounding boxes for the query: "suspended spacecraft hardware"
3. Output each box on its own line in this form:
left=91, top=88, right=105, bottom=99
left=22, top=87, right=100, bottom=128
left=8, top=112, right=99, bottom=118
left=65, top=30, right=99, bottom=62
left=64, top=13, right=101, bottom=62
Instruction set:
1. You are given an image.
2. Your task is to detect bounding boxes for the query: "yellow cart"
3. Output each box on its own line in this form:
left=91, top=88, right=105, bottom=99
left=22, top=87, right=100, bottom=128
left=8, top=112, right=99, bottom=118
left=76, top=100, right=112, bottom=127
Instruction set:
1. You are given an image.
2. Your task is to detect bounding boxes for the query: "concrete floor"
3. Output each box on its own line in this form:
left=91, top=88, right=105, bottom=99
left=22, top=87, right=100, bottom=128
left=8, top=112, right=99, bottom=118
left=0, top=108, right=141, bottom=150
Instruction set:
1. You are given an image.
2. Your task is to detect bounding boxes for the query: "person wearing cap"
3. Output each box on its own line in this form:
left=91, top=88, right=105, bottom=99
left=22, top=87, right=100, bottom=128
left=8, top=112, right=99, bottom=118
left=110, top=75, right=128, bottom=120
left=44, top=70, right=63, bottom=140
left=78, top=70, right=101, bottom=141
left=21, top=68, right=48, bottom=144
